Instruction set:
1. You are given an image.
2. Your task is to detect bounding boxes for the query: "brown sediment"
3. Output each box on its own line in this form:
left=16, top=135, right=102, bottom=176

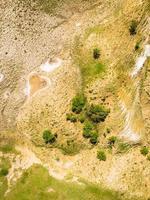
left=29, top=74, right=48, bottom=97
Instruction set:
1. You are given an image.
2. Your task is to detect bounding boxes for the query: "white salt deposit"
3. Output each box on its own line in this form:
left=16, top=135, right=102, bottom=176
left=0, top=73, right=4, bottom=82
left=24, top=79, right=31, bottom=96
left=40, top=58, right=62, bottom=73
left=131, top=44, right=150, bottom=77
left=63, top=161, right=73, bottom=169
left=76, top=22, right=81, bottom=27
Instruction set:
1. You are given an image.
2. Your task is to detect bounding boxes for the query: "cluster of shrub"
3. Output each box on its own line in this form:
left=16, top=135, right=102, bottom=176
left=42, top=93, right=110, bottom=147
left=83, top=121, right=98, bottom=144
left=66, top=94, right=110, bottom=145
left=96, top=136, right=118, bottom=161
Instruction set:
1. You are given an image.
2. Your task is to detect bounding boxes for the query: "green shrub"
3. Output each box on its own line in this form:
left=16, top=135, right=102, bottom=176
left=140, top=146, right=149, bottom=156
left=97, top=150, right=106, bottom=161
left=93, top=48, right=100, bottom=59
left=86, top=104, right=109, bottom=123
left=66, top=113, right=77, bottom=123
left=0, top=168, right=8, bottom=176
left=83, top=121, right=94, bottom=138
left=108, top=136, right=117, bottom=147
left=78, top=114, right=85, bottom=123
left=42, top=130, right=56, bottom=144
left=72, top=94, right=86, bottom=114
left=90, top=130, right=99, bottom=144
left=129, top=20, right=138, bottom=35
left=135, top=42, right=140, bottom=50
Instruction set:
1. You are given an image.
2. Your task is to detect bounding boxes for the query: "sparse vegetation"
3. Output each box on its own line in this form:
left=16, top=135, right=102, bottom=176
left=0, top=157, right=10, bottom=197
left=72, top=94, right=86, bottom=114
left=140, top=146, right=149, bottom=156
left=1, top=1, right=150, bottom=199
left=129, top=20, right=138, bottom=35
left=60, top=140, right=81, bottom=155
left=5, top=164, right=125, bottom=200
left=147, top=155, right=150, bottom=161
left=0, top=174, right=7, bottom=198
left=66, top=113, right=77, bottom=122
left=86, top=104, right=110, bottom=123
left=116, top=142, right=131, bottom=154
left=73, top=36, right=105, bottom=86
left=97, top=150, right=106, bottom=161
left=42, top=130, right=56, bottom=144
left=0, top=157, right=11, bottom=174
left=93, top=48, right=100, bottom=59
left=0, top=143, right=15, bottom=154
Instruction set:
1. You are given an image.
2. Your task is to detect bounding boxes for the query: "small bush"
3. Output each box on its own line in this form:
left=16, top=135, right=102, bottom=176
left=93, top=48, right=100, bottom=59
left=108, top=136, right=117, bottom=147
left=83, top=121, right=94, bottom=138
left=90, top=130, right=99, bottom=144
left=42, top=130, right=56, bottom=144
left=147, top=155, right=150, bottom=161
left=135, top=42, right=140, bottom=50
left=66, top=113, right=77, bottom=123
left=97, top=150, right=106, bottom=161
left=0, top=168, right=8, bottom=176
left=106, top=127, right=111, bottom=134
left=72, top=94, right=86, bottom=114
left=86, top=104, right=110, bottom=123
left=129, top=20, right=138, bottom=35
left=78, top=114, right=85, bottom=123
left=140, top=146, right=149, bottom=156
